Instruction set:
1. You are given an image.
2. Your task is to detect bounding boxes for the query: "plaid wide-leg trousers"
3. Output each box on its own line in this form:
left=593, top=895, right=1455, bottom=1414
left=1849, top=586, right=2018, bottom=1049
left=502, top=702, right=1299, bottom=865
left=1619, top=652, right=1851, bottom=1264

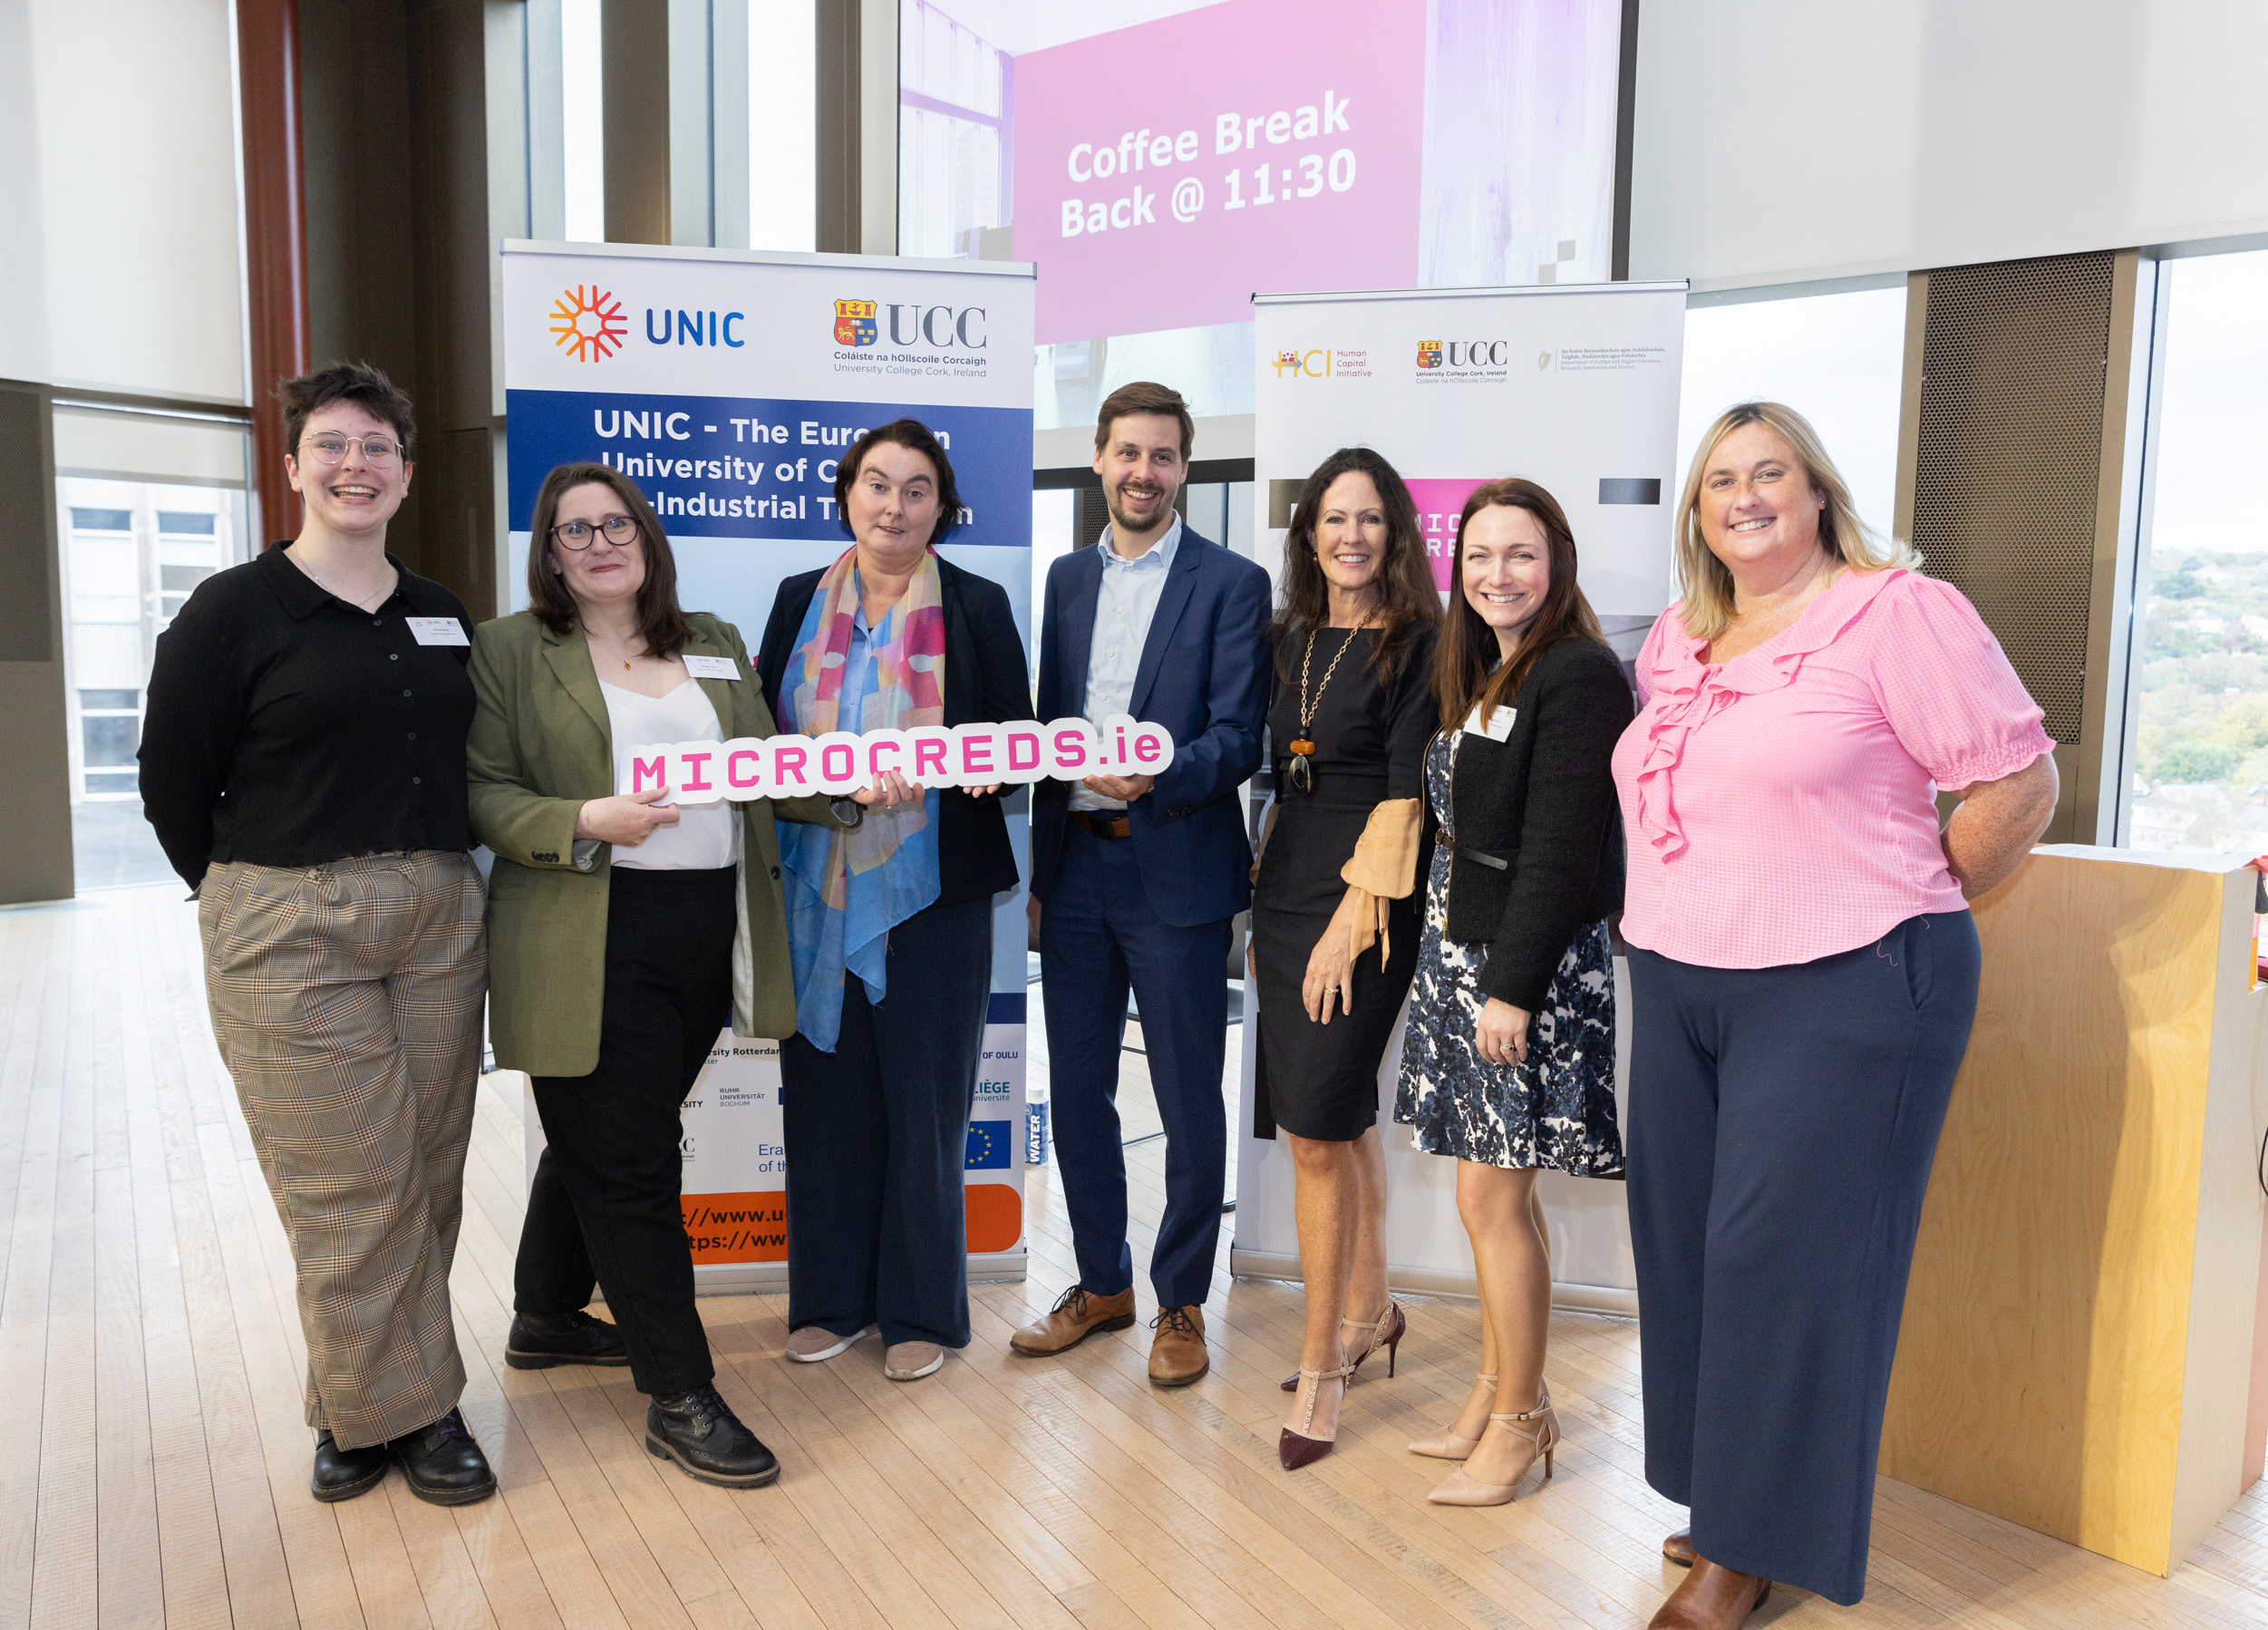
left=199, top=850, right=487, bottom=1450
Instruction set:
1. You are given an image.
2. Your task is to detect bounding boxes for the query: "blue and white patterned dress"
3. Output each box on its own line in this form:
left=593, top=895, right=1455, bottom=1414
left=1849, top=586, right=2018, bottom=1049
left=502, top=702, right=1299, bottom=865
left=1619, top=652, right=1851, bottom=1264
left=1392, top=731, right=1623, bottom=1173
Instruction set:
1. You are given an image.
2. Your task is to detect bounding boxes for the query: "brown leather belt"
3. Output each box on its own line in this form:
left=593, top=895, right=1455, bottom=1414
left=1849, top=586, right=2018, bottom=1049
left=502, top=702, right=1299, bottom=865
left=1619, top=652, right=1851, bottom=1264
left=1070, top=810, right=1132, bottom=839
left=1437, top=827, right=1507, bottom=870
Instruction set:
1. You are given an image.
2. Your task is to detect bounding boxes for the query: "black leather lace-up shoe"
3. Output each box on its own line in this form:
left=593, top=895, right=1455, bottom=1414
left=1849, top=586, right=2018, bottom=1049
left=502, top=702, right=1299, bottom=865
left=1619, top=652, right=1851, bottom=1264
left=506, top=1310, right=631, bottom=1370
left=388, top=1408, right=497, bottom=1505
left=646, top=1384, right=780, bottom=1488
left=311, top=1429, right=391, bottom=1502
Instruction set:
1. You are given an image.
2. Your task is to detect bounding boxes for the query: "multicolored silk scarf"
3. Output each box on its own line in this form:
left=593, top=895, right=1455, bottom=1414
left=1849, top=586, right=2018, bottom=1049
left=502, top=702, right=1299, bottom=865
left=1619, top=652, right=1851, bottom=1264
left=775, top=545, right=946, bottom=1051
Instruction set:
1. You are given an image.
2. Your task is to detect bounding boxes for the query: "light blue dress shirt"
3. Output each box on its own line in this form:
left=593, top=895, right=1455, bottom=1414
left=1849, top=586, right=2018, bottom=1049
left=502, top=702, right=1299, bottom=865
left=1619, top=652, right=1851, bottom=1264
left=1070, top=515, right=1182, bottom=812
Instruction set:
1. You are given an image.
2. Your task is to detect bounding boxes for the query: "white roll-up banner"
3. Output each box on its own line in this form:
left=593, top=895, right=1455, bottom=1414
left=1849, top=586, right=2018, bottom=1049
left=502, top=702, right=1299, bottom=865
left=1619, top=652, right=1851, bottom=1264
left=499, top=241, right=1036, bottom=1289
left=1237, top=280, right=1687, bottom=1313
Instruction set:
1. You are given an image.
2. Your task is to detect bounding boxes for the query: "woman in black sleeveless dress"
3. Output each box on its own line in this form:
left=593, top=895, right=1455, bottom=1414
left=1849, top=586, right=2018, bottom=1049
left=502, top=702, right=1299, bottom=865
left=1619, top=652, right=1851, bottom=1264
left=1252, top=447, right=1441, bottom=1470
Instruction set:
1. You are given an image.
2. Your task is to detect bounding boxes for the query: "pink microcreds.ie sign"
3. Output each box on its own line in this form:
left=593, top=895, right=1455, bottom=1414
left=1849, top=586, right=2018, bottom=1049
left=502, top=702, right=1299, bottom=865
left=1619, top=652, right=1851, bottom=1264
left=1012, top=0, right=1427, bottom=345
left=617, top=716, right=1178, bottom=802
left=1404, top=479, right=1491, bottom=592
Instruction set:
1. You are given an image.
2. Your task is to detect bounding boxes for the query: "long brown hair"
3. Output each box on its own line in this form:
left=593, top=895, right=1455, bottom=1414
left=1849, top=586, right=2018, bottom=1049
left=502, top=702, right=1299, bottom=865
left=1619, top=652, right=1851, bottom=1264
left=1271, top=446, right=1442, bottom=683
left=525, top=461, right=697, bottom=660
left=1432, top=479, right=1606, bottom=731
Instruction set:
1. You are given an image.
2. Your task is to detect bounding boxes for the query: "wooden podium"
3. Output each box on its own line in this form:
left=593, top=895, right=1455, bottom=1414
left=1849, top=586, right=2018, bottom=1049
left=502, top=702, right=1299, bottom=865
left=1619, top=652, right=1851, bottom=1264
left=1881, top=846, right=2268, bottom=1576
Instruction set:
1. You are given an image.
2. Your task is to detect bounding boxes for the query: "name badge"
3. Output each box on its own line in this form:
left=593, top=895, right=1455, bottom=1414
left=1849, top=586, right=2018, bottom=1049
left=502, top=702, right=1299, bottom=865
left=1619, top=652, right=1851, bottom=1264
left=683, top=654, right=743, bottom=682
left=405, top=616, right=470, bottom=646
left=1462, top=703, right=1516, bottom=742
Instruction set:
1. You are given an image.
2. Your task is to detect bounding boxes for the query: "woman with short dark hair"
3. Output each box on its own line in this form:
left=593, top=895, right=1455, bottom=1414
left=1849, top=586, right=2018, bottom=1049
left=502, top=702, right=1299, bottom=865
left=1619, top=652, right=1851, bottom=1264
left=754, top=417, right=1030, bottom=1384
left=470, top=459, right=864, bottom=1488
left=1253, top=445, right=1441, bottom=1470
left=141, top=361, right=498, bottom=1507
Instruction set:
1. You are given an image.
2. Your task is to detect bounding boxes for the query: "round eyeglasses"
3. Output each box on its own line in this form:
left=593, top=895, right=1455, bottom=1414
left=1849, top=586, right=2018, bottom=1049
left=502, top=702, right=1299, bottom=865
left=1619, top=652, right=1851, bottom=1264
left=550, top=515, right=640, bottom=549
left=299, top=433, right=403, bottom=466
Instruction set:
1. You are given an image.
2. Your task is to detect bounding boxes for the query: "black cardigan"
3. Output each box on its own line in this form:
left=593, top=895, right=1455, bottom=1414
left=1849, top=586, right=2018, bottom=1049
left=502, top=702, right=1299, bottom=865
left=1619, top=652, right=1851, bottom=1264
left=755, top=554, right=1032, bottom=908
left=1441, top=636, right=1633, bottom=1011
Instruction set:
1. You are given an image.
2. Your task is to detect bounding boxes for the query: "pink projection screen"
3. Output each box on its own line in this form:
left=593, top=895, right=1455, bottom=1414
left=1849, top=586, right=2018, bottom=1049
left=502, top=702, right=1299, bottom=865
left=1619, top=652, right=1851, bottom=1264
left=897, top=0, right=1626, bottom=351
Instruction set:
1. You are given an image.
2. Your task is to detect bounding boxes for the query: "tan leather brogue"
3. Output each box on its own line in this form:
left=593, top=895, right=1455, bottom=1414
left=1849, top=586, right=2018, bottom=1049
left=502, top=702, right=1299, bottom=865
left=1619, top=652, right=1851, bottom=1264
left=1008, top=1286, right=1136, bottom=1355
left=1148, top=1305, right=1208, bottom=1386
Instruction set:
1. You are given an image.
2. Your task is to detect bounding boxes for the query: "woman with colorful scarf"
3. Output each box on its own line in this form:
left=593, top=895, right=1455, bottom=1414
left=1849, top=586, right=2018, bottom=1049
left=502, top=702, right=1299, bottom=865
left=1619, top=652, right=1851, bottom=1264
left=755, top=419, right=1030, bottom=1384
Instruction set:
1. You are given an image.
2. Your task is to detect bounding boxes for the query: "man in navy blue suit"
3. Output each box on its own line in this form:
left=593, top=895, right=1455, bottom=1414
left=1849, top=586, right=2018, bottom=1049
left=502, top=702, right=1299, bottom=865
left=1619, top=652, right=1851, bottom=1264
left=1009, top=381, right=1271, bottom=1385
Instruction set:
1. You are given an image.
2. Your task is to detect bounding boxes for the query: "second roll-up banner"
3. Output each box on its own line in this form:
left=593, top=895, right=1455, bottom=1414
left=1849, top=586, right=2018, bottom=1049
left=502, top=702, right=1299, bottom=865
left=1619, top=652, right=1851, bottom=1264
left=499, top=242, right=1037, bottom=1289
left=1238, top=279, right=1688, bottom=1313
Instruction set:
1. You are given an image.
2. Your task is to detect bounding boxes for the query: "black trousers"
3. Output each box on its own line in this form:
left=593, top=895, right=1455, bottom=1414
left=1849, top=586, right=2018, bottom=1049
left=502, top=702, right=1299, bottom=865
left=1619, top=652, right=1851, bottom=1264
left=515, top=865, right=735, bottom=1397
left=1625, top=911, right=1982, bottom=1606
left=780, top=896, right=992, bottom=1349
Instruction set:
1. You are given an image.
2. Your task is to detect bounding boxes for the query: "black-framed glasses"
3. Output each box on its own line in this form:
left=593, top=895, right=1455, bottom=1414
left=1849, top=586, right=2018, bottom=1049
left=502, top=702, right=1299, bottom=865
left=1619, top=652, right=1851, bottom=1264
left=299, top=432, right=403, bottom=466
left=550, top=515, right=640, bottom=549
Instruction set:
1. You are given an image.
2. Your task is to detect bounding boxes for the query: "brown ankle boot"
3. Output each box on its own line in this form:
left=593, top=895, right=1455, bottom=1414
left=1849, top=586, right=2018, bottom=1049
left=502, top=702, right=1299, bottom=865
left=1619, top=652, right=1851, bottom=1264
left=1647, top=1557, right=1769, bottom=1629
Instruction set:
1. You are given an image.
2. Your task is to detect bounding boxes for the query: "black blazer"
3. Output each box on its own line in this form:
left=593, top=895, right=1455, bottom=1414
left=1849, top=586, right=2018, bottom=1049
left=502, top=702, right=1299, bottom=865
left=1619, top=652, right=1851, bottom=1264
left=1441, top=636, right=1633, bottom=1012
left=755, top=554, right=1032, bottom=908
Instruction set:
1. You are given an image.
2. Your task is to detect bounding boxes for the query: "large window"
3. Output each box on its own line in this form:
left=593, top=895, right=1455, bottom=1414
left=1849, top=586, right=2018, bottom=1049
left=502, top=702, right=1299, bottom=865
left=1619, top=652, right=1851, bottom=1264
left=1672, top=286, right=1909, bottom=542
left=2119, top=249, right=2268, bottom=858
left=52, top=405, right=251, bottom=888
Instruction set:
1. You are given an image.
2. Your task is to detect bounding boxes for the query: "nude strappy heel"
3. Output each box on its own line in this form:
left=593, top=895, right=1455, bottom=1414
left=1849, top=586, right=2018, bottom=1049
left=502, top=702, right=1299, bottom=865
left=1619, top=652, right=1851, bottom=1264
left=1408, top=1372, right=1498, bottom=1460
left=1279, top=1360, right=1356, bottom=1470
left=1426, top=1390, right=1559, bottom=1506
left=1278, top=1298, right=1405, bottom=1392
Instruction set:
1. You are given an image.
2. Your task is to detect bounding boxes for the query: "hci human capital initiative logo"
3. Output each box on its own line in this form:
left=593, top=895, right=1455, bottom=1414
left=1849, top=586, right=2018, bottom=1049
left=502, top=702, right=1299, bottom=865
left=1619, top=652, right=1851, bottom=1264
left=550, top=286, right=628, bottom=362
left=834, top=299, right=878, bottom=347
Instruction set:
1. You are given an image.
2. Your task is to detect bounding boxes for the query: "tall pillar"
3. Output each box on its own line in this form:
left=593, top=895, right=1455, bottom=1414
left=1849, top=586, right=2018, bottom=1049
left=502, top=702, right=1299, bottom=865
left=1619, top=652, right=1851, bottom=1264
left=816, top=0, right=896, bottom=256
left=237, top=0, right=314, bottom=545
left=0, top=379, right=72, bottom=903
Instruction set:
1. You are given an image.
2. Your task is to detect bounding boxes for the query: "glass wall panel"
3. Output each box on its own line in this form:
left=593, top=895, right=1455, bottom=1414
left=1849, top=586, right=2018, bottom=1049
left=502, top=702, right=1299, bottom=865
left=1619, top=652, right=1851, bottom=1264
left=2119, top=249, right=2268, bottom=858
left=51, top=404, right=253, bottom=887
left=1672, top=286, right=1909, bottom=543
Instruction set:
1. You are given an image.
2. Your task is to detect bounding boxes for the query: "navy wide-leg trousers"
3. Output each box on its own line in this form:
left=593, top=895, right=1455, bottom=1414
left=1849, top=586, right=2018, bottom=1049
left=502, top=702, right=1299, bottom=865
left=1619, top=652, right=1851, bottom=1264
left=780, top=896, right=993, bottom=1350
left=1625, top=911, right=1981, bottom=1606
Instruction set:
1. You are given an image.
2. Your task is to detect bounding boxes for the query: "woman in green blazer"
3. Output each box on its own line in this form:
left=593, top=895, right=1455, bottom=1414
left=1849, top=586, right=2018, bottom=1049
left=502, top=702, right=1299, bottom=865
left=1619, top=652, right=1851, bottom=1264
left=469, top=461, right=883, bottom=1489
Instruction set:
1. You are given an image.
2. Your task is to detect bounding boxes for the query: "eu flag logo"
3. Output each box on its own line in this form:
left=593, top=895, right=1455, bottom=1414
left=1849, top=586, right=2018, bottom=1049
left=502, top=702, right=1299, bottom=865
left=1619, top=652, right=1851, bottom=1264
left=964, top=1120, right=1011, bottom=1169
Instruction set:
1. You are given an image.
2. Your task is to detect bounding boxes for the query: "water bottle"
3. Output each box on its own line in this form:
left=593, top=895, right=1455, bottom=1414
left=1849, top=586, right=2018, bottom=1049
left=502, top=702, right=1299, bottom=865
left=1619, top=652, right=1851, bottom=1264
left=1026, top=1074, right=1050, bottom=1166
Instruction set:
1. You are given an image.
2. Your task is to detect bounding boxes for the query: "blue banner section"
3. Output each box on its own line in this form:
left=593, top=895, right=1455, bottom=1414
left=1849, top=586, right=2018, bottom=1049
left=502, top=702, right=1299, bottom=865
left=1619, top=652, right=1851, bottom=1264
left=985, top=991, right=1027, bottom=1025
left=506, top=388, right=1032, bottom=548
left=964, top=1121, right=1013, bottom=1169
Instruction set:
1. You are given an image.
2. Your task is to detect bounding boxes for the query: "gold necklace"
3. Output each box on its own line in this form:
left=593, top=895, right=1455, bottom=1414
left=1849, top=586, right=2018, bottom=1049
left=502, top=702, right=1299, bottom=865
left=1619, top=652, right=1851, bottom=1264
left=1286, top=620, right=1370, bottom=796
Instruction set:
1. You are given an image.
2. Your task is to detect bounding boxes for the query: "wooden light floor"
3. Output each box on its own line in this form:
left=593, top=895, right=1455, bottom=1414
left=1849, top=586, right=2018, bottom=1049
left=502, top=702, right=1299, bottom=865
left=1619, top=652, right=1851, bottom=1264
left=5, top=885, right=2266, bottom=1630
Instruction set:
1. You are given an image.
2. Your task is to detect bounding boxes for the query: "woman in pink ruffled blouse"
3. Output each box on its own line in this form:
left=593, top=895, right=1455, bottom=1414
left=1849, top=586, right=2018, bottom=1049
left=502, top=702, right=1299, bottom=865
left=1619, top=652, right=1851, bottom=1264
left=1613, top=402, right=2058, bottom=1630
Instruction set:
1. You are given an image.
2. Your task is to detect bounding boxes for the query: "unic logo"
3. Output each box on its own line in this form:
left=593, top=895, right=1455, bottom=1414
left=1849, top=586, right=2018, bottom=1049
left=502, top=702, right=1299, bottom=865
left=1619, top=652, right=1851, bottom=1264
left=549, top=285, right=627, bottom=362
left=1417, top=340, right=1443, bottom=369
left=834, top=299, right=878, bottom=347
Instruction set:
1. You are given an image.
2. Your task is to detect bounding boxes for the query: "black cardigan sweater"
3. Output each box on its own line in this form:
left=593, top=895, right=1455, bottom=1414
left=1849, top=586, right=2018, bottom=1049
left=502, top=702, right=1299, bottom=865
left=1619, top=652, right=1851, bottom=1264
left=1441, top=635, right=1633, bottom=1011
left=755, top=554, right=1032, bottom=908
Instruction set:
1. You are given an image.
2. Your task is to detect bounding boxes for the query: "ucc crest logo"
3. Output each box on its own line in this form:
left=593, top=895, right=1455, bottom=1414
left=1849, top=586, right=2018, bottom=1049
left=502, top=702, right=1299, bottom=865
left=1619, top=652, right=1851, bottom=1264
left=550, top=285, right=628, bottom=362
left=833, top=299, right=878, bottom=347
left=1416, top=340, right=1444, bottom=370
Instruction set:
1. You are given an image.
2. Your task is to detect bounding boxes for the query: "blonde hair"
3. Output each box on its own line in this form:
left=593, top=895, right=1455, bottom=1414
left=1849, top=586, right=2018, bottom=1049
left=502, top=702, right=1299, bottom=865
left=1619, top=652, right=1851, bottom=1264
left=1673, top=401, right=1919, bottom=638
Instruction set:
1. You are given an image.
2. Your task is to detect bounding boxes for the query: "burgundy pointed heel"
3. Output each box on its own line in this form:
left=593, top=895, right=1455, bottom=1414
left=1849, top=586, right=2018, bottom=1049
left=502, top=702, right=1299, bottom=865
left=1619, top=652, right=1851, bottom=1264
left=1278, top=1361, right=1355, bottom=1470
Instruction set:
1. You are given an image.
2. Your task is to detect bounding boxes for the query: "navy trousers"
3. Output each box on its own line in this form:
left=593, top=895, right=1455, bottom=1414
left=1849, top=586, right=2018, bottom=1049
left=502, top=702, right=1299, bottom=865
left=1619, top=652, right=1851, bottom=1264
left=780, top=896, right=992, bottom=1349
left=1042, top=824, right=1231, bottom=1312
left=1625, top=912, right=1982, bottom=1606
